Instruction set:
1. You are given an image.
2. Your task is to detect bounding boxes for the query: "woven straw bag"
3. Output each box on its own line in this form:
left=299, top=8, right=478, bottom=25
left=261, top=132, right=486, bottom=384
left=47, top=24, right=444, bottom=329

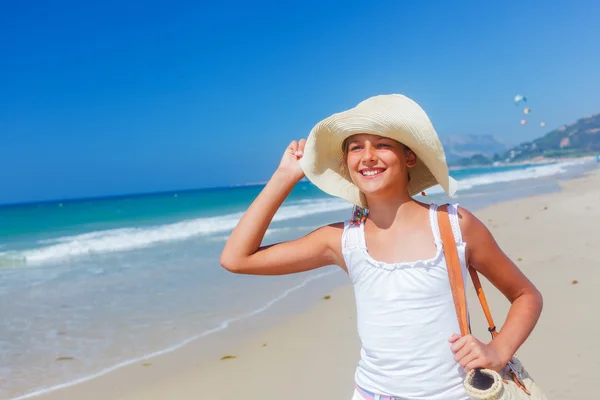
left=437, top=205, right=547, bottom=400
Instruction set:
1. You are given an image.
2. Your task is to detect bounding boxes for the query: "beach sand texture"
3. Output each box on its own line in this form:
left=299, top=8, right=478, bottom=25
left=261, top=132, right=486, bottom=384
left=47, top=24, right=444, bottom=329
left=34, top=169, right=600, bottom=400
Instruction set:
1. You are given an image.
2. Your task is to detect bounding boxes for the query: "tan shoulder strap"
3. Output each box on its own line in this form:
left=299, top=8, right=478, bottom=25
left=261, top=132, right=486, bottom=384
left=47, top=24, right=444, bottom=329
left=468, top=266, right=498, bottom=337
left=437, top=204, right=470, bottom=336
left=437, top=204, right=498, bottom=338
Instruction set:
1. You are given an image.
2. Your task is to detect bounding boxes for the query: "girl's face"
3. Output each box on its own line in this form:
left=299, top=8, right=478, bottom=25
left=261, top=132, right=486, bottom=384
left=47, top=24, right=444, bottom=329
left=344, top=134, right=416, bottom=199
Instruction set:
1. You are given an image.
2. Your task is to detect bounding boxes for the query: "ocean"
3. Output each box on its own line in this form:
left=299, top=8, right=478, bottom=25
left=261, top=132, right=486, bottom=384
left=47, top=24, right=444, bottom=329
left=0, top=159, right=597, bottom=399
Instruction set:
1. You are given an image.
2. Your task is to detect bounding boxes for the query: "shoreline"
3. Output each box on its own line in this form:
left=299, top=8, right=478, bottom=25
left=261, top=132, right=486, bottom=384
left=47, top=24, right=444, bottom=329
left=7, top=267, right=347, bottom=400
left=8, top=166, right=600, bottom=400
left=448, top=154, right=596, bottom=171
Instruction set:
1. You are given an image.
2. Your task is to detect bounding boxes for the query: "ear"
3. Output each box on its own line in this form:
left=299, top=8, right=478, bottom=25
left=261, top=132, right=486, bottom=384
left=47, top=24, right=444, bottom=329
left=405, top=148, right=417, bottom=168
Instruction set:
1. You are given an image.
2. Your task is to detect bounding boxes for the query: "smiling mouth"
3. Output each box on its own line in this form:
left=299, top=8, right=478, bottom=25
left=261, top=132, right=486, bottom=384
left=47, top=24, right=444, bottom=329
left=360, top=168, right=385, bottom=177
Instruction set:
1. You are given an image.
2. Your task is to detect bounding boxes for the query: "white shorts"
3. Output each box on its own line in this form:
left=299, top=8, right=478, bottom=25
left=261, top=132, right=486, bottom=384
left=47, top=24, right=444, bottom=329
left=352, top=389, right=365, bottom=400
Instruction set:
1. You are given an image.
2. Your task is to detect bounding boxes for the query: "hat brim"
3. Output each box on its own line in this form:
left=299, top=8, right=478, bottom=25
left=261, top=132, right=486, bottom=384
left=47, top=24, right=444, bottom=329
left=299, top=94, right=457, bottom=208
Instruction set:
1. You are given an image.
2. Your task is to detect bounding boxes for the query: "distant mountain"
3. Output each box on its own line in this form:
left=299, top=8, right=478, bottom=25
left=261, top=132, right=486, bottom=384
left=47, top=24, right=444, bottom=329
left=501, top=113, right=600, bottom=162
left=441, top=134, right=509, bottom=166
left=447, top=113, right=600, bottom=166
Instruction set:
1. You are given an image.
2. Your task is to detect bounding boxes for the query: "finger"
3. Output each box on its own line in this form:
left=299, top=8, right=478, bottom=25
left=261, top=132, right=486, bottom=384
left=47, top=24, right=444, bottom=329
left=448, top=334, right=461, bottom=343
left=449, top=335, right=469, bottom=353
left=453, top=341, right=475, bottom=363
left=460, top=352, right=480, bottom=371
left=451, top=334, right=480, bottom=353
left=294, top=139, right=306, bottom=157
left=288, top=140, right=298, bottom=153
left=465, top=357, right=486, bottom=372
left=297, top=138, right=307, bottom=154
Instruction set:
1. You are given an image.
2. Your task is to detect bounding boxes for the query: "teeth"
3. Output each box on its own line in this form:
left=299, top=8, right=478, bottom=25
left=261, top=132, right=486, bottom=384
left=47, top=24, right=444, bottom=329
left=362, top=170, right=381, bottom=176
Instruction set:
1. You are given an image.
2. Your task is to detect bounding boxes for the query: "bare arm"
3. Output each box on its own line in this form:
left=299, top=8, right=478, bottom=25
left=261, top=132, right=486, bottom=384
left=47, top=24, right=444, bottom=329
left=220, top=139, right=346, bottom=275
left=456, top=206, right=543, bottom=367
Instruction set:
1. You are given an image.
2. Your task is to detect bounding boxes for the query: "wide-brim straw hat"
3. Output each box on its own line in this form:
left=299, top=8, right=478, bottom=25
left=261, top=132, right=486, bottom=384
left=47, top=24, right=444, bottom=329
left=299, top=94, right=457, bottom=208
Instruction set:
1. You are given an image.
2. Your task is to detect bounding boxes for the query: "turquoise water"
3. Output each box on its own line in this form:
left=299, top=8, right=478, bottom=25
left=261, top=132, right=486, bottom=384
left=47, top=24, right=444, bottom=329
left=0, top=182, right=322, bottom=245
left=0, top=160, right=596, bottom=399
left=0, top=162, right=556, bottom=251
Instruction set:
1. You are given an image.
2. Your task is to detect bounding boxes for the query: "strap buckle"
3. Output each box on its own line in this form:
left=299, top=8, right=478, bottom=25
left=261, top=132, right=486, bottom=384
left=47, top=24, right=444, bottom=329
left=507, top=359, right=531, bottom=395
left=507, top=360, right=522, bottom=382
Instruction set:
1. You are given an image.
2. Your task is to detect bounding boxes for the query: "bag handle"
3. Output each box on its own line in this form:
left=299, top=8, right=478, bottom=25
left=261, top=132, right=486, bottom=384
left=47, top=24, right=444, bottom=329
left=436, top=205, right=498, bottom=338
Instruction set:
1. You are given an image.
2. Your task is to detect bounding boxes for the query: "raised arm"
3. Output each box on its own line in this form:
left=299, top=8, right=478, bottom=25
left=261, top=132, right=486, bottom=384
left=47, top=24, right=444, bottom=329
left=220, top=139, right=346, bottom=275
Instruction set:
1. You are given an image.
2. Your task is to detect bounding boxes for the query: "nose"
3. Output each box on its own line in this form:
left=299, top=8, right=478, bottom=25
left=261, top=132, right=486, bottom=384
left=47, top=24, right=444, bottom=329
left=361, top=142, right=377, bottom=163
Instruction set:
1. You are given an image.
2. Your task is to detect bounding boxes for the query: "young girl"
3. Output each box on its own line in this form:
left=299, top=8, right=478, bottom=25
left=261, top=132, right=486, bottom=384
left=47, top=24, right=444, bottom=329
left=220, top=94, right=543, bottom=400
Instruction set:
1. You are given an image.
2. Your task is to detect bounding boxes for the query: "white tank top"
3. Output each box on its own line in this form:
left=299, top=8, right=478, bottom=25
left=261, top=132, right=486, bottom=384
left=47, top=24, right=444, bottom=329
left=342, top=203, right=469, bottom=399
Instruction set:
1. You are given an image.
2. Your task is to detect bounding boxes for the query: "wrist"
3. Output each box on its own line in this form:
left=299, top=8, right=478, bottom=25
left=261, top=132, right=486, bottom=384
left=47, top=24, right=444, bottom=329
left=273, top=167, right=303, bottom=184
left=489, top=337, right=514, bottom=366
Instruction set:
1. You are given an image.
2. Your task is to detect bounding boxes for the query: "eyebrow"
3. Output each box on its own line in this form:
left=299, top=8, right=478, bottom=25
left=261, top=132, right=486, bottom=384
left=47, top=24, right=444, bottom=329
left=347, top=135, right=389, bottom=144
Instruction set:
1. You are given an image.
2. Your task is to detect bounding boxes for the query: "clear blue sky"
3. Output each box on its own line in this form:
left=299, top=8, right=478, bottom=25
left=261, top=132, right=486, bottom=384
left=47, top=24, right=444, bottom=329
left=1, top=0, right=599, bottom=204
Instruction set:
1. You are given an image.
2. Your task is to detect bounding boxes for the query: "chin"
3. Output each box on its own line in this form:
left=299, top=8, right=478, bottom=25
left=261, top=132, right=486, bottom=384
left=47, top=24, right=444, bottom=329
left=355, top=180, right=407, bottom=199
left=356, top=184, right=388, bottom=196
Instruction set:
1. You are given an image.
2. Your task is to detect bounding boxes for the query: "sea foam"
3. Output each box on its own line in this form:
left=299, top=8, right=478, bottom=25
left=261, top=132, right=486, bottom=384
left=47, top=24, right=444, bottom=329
left=0, top=199, right=351, bottom=265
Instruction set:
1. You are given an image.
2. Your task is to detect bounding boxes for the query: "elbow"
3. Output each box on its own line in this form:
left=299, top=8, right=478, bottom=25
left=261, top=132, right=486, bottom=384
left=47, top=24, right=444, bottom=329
left=529, top=282, right=543, bottom=307
left=534, top=287, right=544, bottom=312
left=523, top=286, right=544, bottom=317
left=219, top=254, right=244, bottom=274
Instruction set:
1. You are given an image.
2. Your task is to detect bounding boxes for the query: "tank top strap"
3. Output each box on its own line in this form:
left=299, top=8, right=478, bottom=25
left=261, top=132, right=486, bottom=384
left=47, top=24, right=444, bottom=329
left=342, top=220, right=366, bottom=250
left=430, top=203, right=464, bottom=245
left=428, top=203, right=443, bottom=245
left=447, top=203, right=464, bottom=244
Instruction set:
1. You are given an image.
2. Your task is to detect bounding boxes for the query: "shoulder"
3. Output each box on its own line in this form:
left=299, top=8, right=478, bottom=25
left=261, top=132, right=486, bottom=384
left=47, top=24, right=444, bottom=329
left=310, top=221, right=345, bottom=247
left=316, top=221, right=345, bottom=233
left=453, top=205, right=498, bottom=257
left=318, top=221, right=345, bottom=235
left=311, top=221, right=346, bottom=268
left=454, top=205, right=482, bottom=232
left=454, top=205, right=489, bottom=236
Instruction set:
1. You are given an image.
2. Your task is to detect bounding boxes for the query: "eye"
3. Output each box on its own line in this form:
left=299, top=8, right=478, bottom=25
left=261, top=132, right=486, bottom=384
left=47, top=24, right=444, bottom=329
left=376, top=143, right=392, bottom=148
left=349, top=145, right=362, bottom=151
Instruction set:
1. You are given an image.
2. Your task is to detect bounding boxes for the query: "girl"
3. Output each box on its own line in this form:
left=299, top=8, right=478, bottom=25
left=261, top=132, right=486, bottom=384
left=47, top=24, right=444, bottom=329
left=220, top=94, right=543, bottom=399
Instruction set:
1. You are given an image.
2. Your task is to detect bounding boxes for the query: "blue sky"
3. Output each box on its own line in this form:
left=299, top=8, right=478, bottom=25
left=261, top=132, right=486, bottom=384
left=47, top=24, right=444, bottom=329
left=1, top=0, right=599, bottom=204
